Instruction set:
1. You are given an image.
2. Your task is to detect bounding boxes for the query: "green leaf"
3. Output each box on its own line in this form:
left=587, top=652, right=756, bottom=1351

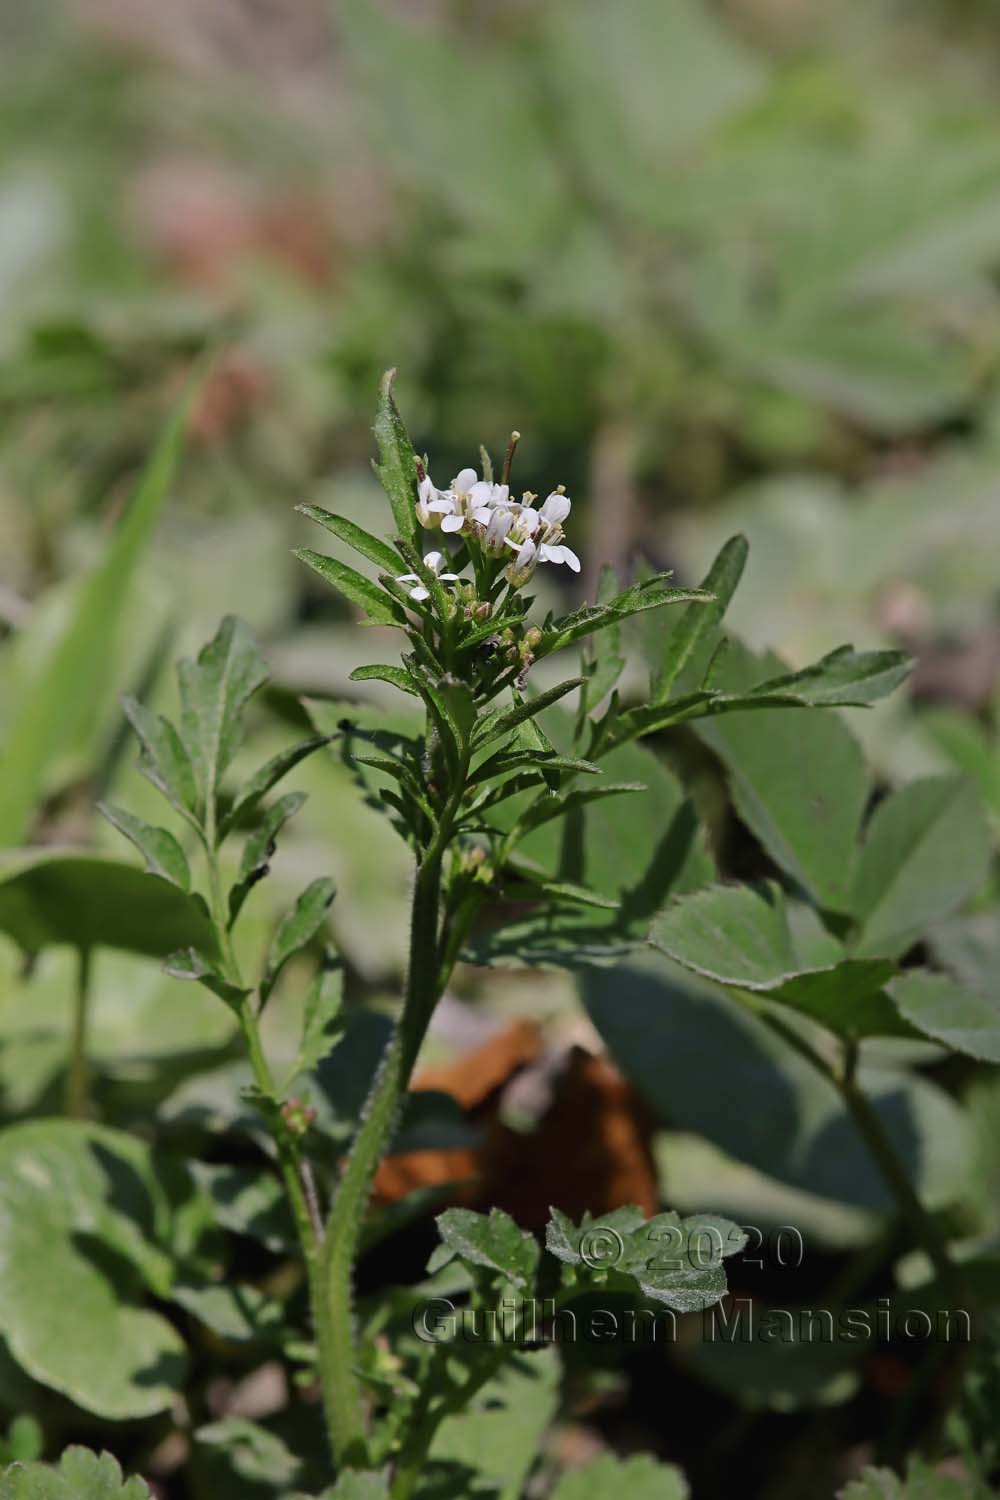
left=580, top=563, right=625, bottom=716
left=284, top=961, right=345, bottom=1086
left=349, top=664, right=418, bottom=696
left=695, top=641, right=870, bottom=912
left=537, top=582, right=711, bottom=661
left=850, top=776, right=992, bottom=958
left=373, top=368, right=420, bottom=550
left=838, top=1459, right=975, bottom=1499
left=431, top=1207, right=539, bottom=1290
left=0, top=1447, right=151, bottom=1499
left=261, top=878, right=337, bottom=1003
left=429, top=1349, right=559, bottom=1500
left=173, top=1282, right=283, bottom=1343
left=889, top=970, right=1000, bottom=1063
left=0, top=1122, right=192, bottom=1419
left=479, top=678, right=584, bottom=743
left=189, top=1162, right=294, bottom=1251
left=0, top=390, right=191, bottom=845
left=97, top=803, right=191, bottom=891
left=295, top=548, right=402, bottom=626
left=178, top=616, right=269, bottom=824
left=651, top=884, right=901, bottom=1038
left=747, top=646, right=913, bottom=707
left=195, top=1418, right=300, bottom=1488
left=228, top=791, right=306, bottom=925
left=0, top=851, right=215, bottom=958
left=121, top=697, right=198, bottom=823
left=582, top=961, right=971, bottom=1215
left=513, top=782, right=645, bottom=838
left=653, top=534, right=748, bottom=701
left=297, top=504, right=404, bottom=575
left=163, top=946, right=249, bottom=1010
left=219, top=736, right=331, bottom=838
left=551, top=1454, right=689, bottom=1500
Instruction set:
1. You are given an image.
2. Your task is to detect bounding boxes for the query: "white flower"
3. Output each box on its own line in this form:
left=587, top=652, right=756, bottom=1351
left=503, top=537, right=539, bottom=588
left=416, top=473, right=456, bottom=530
left=538, top=541, right=581, bottom=571
left=539, top=490, right=571, bottom=526
left=396, top=550, right=461, bottom=602
left=441, top=468, right=496, bottom=534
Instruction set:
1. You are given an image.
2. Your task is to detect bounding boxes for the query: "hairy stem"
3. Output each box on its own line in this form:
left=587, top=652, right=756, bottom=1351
left=65, top=946, right=93, bottom=1118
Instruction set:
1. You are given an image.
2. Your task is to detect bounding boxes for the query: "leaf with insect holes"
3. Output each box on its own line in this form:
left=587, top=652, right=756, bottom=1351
left=227, top=792, right=306, bottom=926
left=429, top=1207, right=540, bottom=1290
left=218, top=736, right=330, bottom=839
left=0, top=1446, right=153, bottom=1498
left=177, top=617, right=269, bottom=824
left=97, top=804, right=191, bottom=892
left=163, top=947, right=249, bottom=1010
left=261, top=878, right=336, bottom=1004
left=650, top=883, right=904, bottom=1039
left=294, top=549, right=403, bottom=627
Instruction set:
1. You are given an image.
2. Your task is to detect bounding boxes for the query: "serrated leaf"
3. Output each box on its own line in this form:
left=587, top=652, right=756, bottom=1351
left=261, top=878, right=336, bottom=1003
left=748, top=646, right=913, bottom=707
left=97, top=803, right=191, bottom=891
left=373, top=368, right=420, bottom=549
left=219, top=736, right=330, bottom=838
left=164, top=946, right=249, bottom=1010
left=513, top=781, right=644, bottom=839
left=228, top=791, right=306, bottom=925
left=651, top=884, right=901, bottom=1038
left=889, top=970, right=1000, bottom=1063
left=537, top=583, right=711, bottom=661
left=653, top=533, right=748, bottom=700
left=296, top=548, right=402, bottom=626
left=177, top=616, right=269, bottom=825
left=551, top=1453, right=689, bottom=1500
left=433, top=1207, right=539, bottom=1290
left=838, top=1460, right=974, bottom=1499
left=851, top=776, right=992, bottom=959
left=0, top=852, right=215, bottom=958
left=0, top=1122, right=194, bottom=1419
left=121, top=697, right=198, bottom=823
left=297, top=504, right=404, bottom=575
left=0, top=1446, right=152, bottom=1499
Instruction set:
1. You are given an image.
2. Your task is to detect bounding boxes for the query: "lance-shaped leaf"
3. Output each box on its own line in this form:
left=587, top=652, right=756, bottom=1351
left=888, top=970, right=1000, bottom=1063
left=850, top=776, right=992, bottom=959
left=0, top=1447, right=153, bottom=1499
left=536, top=580, right=711, bottom=661
left=228, top=792, right=306, bottom=926
left=284, top=961, right=345, bottom=1086
left=653, top=533, right=748, bottom=701
left=430, top=1207, right=539, bottom=1290
left=373, top=367, right=420, bottom=549
left=219, top=735, right=330, bottom=838
left=0, top=852, right=215, bottom=958
left=651, top=884, right=902, bottom=1038
left=511, top=781, right=645, bottom=839
left=296, top=504, right=405, bottom=575
left=178, top=617, right=269, bottom=824
left=97, top=803, right=191, bottom=892
left=0, top=389, right=191, bottom=846
left=476, top=678, right=584, bottom=745
left=261, top=878, right=336, bottom=1004
left=349, top=664, right=418, bottom=696
left=121, top=697, right=198, bottom=824
left=295, top=548, right=404, bottom=627
left=164, top=947, right=249, bottom=1010
left=579, top=563, right=625, bottom=716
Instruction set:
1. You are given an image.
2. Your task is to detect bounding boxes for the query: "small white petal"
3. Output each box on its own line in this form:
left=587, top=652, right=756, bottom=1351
left=396, top=572, right=419, bottom=584
left=472, top=506, right=494, bottom=525
left=452, top=467, right=477, bottom=493
left=440, top=514, right=465, bottom=533
left=423, top=551, right=443, bottom=571
left=409, top=585, right=430, bottom=601
left=469, top=481, right=494, bottom=507
left=540, top=491, right=571, bottom=525
left=439, top=572, right=461, bottom=582
left=560, top=546, right=581, bottom=572
left=427, top=497, right=455, bottom=514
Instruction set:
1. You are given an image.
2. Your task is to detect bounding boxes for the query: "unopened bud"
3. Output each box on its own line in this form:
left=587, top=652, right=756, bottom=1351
left=524, top=627, right=542, bottom=649
left=280, top=1097, right=317, bottom=1137
left=474, top=601, right=492, bottom=621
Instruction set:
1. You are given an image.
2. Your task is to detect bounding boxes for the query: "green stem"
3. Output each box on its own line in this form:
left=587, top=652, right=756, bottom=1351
left=65, top=946, right=93, bottom=1118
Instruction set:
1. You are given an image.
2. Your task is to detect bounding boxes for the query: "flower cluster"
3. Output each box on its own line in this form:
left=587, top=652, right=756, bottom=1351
left=402, top=457, right=579, bottom=600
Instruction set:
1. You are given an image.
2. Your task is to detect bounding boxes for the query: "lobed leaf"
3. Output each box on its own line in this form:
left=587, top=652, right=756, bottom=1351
left=430, top=1207, right=540, bottom=1290
left=121, top=697, right=198, bottom=824
left=261, top=878, right=337, bottom=1003
left=0, top=1447, right=152, bottom=1499
left=219, top=735, right=330, bottom=838
left=228, top=791, right=306, bottom=925
left=177, top=616, right=269, bottom=824
left=97, top=803, right=191, bottom=892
